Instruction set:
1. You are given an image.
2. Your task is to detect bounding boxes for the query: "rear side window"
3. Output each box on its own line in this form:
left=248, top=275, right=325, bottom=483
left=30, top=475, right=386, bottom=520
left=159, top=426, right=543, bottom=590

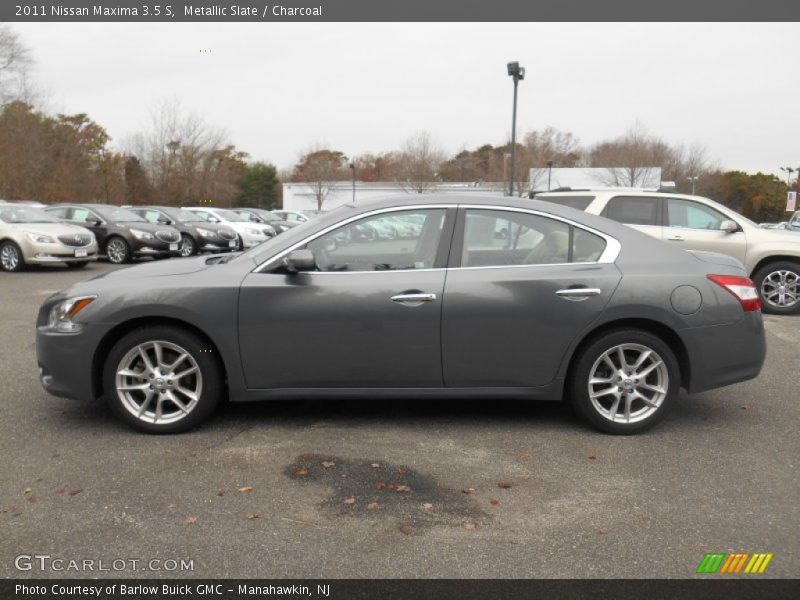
left=602, top=196, right=660, bottom=226
left=46, top=206, right=69, bottom=219
left=538, top=195, right=595, bottom=211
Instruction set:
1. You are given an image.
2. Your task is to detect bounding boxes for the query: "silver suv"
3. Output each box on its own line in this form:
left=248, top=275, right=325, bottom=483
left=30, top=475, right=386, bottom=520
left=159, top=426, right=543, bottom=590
left=536, top=189, right=800, bottom=314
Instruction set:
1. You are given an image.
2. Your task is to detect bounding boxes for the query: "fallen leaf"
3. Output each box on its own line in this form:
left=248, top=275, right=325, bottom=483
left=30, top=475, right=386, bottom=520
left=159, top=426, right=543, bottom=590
left=461, top=487, right=475, bottom=494
left=396, top=467, right=408, bottom=475
left=464, top=522, right=476, bottom=531
left=183, top=516, right=198, bottom=525
left=167, top=503, right=177, bottom=509
left=54, top=487, right=66, bottom=494
left=367, top=502, right=380, bottom=510
left=587, top=454, right=597, bottom=460
left=23, top=488, right=31, bottom=494
left=2, top=507, right=15, bottom=513
left=422, top=503, right=433, bottom=509
left=510, top=539, right=521, bottom=545
left=292, top=468, right=308, bottom=478
left=394, top=484, right=411, bottom=493
left=237, top=486, right=253, bottom=493
left=247, top=512, right=261, bottom=520
left=740, top=405, right=749, bottom=410
left=490, top=499, right=500, bottom=506
left=399, top=524, right=414, bottom=536
left=375, top=481, right=387, bottom=490
left=343, top=497, right=356, bottom=505
left=517, top=451, right=532, bottom=458
left=26, top=495, right=37, bottom=503
left=301, top=453, right=315, bottom=461
left=498, top=482, right=513, bottom=489
left=216, top=490, right=226, bottom=497
left=321, top=461, right=335, bottom=469
left=598, top=528, right=608, bottom=535
left=67, top=489, right=83, bottom=496
left=340, top=474, right=347, bottom=479
left=371, top=463, right=380, bottom=468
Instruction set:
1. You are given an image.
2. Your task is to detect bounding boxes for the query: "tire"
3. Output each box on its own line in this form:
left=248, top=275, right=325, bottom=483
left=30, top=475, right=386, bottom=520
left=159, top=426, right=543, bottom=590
left=753, top=261, right=800, bottom=315
left=179, top=234, right=197, bottom=257
left=568, top=329, right=679, bottom=435
left=0, top=241, right=25, bottom=272
left=103, top=326, right=223, bottom=433
left=66, top=261, right=89, bottom=269
left=105, top=236, right=131, bottom=264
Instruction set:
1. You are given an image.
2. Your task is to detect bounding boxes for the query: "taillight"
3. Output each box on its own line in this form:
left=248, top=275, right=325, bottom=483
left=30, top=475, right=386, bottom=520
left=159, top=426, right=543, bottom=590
left=707, top=275, right=761, bottom=312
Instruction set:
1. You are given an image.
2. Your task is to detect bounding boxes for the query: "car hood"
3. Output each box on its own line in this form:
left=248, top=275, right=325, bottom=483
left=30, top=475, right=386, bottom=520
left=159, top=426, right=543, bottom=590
left=754, top=228, right=800, bottom=244
left=87, top=254, right=216, bottom=281
left=115, top=222, right=178, bottom=234
left=2, top=222, right=92, bottom=236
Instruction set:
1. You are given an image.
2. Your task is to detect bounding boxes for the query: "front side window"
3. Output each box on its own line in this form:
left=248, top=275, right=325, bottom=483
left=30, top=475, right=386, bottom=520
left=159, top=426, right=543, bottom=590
left=306, top=209, right=446, bottom=272
left=139, top=209, right=165, bottom=223
left=460, top=209, right=606, bottom=267
left=666, top=198, right=726, bottom=230
left=602, top=196, right=660, bottom=226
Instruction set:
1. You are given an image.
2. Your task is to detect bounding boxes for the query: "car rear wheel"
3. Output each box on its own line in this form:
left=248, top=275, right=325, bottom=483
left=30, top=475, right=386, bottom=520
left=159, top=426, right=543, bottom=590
left=103, top=326, right=223, bottom=433
left=0, top=241, right=25, bottom=272
left=105, top=237, right=131, bottom=264
left=179, top=234, right=197, bottom=257
left=568, top=329, right=679, bottom=434
left=753, top=261, right=800, bottom=315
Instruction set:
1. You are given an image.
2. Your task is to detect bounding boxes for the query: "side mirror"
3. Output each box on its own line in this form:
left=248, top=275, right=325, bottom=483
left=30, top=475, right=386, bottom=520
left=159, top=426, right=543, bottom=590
left=158, top=218, right=172, bottom=225
left=720, top=220, right=739, bottom=233
left=208, top=217, right=219, bottom=223
left=282, top=249, right=316, bottom=273
left=91, top=219, right=103, bottom=227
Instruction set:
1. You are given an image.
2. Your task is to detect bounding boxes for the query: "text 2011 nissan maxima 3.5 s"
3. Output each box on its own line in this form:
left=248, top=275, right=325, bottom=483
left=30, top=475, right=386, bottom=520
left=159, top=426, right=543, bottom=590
left=36, top=195, right=766, bottom=434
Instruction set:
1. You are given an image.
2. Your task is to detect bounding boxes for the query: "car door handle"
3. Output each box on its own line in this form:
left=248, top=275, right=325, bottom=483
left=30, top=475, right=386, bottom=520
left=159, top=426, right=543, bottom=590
left=555, top=288, right=602, bottom=300
left=667, top=235, right=684, bottom=241
left=391, top=293, right=437, bottom=304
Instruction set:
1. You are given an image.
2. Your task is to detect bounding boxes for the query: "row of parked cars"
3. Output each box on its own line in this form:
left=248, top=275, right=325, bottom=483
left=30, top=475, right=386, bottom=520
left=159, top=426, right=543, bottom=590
left=0, top=200, right=318, bottom=271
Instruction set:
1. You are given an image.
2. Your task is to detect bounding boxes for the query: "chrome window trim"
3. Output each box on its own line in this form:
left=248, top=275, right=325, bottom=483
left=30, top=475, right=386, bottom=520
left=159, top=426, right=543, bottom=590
left=251, top=204, right=621, bottom=274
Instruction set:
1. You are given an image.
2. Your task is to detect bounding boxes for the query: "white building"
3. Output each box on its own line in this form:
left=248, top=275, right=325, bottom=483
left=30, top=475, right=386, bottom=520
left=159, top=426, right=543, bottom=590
left=529, top=167, right=663, bottom=191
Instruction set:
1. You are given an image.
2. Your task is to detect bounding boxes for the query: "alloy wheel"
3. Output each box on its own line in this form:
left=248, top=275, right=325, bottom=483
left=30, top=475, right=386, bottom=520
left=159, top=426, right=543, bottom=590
left=115, top=341, right=203, bottom=425
left=587, top=343, right=669, bottom=424
left=0, top=244, right=20, bottom=271
left=760, top=270, right=799, bottom=308
left=106, top=239, right=127, bottom=263
left=180, top=236, right=195, bottom=257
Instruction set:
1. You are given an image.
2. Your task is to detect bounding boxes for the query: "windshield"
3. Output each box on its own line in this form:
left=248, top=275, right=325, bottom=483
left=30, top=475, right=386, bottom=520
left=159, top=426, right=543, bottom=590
left=95, top=206, right=146, bottom=223
left=0, top=206, right=60, bottom=224
left=214, top=209, right=250, bottom=222
left=257, top=211, right=281, bottom=222
left=166, top=208, right=206, bottom=222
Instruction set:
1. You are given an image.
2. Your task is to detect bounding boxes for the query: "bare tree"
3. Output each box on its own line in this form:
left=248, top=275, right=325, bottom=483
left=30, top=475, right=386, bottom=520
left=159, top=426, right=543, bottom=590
left=587, top=125, right=676, bottom=187
left=0, top=25, right=34, bottom=105
left=290, top=147, right=348, bottom=210
left=126, top=100, right=245, bottom=205
left=395, top=131, right=445, bottom=194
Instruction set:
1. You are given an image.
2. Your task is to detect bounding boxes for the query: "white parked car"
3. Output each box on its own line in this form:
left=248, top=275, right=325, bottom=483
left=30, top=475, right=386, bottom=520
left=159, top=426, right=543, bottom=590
left=0, top=204, right=98, bottom=272
left=183, top=207, right=276, bottom=249
left=535, top=189, right=800, bottom=314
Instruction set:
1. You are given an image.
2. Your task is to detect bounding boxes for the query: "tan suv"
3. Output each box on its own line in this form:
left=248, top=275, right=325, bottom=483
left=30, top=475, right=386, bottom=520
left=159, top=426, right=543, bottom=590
left=535, top=189, right=800, bottom=314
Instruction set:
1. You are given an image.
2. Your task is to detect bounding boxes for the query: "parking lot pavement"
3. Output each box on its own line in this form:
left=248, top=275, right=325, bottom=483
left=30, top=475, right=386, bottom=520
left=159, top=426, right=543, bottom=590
left=0, top=262, right=798, bottom=579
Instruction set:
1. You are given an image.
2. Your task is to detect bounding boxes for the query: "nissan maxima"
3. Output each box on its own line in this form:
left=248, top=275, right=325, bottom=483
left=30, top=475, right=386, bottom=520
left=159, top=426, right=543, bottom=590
left=36, top=196, right=766, bottom=434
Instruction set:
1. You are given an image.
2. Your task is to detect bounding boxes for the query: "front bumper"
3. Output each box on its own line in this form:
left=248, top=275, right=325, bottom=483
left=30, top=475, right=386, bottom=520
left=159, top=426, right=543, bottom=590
left=681, top=311, right=766, bottom=394
left=130, top=238, right=181, bottom=257
left=20, top=238, right=99, bottom=264
left=37, top=323, right=106, bottom=401
left=198, top=235, right=239, bottom=252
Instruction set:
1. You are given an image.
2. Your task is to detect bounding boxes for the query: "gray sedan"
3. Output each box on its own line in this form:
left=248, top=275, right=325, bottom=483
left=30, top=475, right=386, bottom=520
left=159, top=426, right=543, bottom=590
left=36, top=195, right=766, bottom=434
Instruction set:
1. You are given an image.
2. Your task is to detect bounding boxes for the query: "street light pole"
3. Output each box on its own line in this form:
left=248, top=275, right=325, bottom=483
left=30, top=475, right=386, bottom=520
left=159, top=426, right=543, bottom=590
left=547, top=160, right=553, bottom=191
left=781, top=166, right=796, bottom=189
left=507, top=61, right=525, bottom=197
left=349, top=162, right=356, bottom=203
left=687, top=175, right=698, bottom=195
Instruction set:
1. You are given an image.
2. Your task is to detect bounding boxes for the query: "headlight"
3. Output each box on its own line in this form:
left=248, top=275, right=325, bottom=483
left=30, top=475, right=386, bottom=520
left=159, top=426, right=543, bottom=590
left=130, top=229, right=154, bottom=241
left=196, top=227, right=217, bottom=238
left=248, top=228, right=263, bottom=236
left=47, top=295, right=97, bottom=333
left=25, top=232, right=55, bottom=244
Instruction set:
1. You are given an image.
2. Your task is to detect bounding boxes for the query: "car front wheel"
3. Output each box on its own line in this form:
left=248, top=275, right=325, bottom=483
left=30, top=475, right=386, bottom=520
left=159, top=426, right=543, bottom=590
left=105, top=237, right=131, bottom=264
left=0, top=241, right=25, bottom=272
left=753, top=261, right=800, bottom=315
left=179, top=234, right=197, bottom=257
left=568, top=329, right=679, bottom=434
left=103, top=326, right=223, bottom=433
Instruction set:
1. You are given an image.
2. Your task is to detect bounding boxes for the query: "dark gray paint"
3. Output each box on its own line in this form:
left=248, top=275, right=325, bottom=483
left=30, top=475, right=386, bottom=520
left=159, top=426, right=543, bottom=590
left=36, top=194, right=766, bottom=406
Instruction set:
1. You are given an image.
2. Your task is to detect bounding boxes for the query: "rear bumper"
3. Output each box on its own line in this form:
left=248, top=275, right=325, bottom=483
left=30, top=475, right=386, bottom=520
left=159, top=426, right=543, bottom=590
left=681, top=311, right=766, bottom=394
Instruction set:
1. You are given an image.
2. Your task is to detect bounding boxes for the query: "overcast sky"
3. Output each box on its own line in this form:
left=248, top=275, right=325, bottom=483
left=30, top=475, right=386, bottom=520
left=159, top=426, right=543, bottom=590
left=13, top=22, right=800, bottom=177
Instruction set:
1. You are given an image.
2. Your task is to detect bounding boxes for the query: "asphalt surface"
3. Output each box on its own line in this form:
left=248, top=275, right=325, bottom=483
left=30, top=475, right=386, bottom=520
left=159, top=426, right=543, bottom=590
left=0, top=261, right=798, bottom=579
